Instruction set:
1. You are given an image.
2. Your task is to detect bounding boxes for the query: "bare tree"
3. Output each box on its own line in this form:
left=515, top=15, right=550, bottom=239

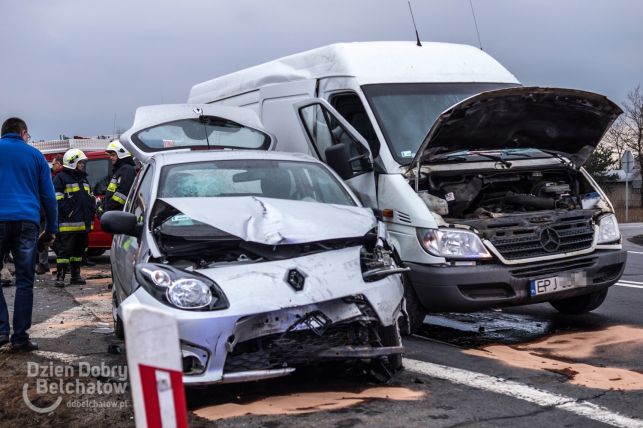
left=602, top=116, right=630, bottom=167
left=622, top=85, right=643, bottom=205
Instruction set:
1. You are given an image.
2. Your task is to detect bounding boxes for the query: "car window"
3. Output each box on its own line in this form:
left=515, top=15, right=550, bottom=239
left=129, top=166, right=154, bottom=221
left=158, top=159, right=356, bottom=206
left=85, top=158, right=110, bottom=195
left=132, top=117, right=271, bottom=153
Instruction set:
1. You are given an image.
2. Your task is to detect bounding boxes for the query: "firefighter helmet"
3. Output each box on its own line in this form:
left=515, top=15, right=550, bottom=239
left=63, top=148, right=88, bottom=170
left=106, top=140, right=131, bottom=159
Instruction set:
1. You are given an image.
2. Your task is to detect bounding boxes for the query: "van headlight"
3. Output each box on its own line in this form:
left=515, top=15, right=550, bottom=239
left=597, top=214, right=620, bottom=244
left=136, top=264, right=229, bottom=311
left=417, top=228, right=492, bottom=260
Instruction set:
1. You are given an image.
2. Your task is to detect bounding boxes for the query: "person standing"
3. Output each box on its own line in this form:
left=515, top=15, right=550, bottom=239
left=52, top=149, right=95, bottom=287
left=101, top=140, right=136, bottom=213
left=0, top=117, right=57, bottom=351
left=36, top=155, right=63, bottom=275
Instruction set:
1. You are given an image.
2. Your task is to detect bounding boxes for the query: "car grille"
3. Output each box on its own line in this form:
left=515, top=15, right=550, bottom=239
left=489, top=214, right=594, bottom=261
left=224, top=322, right=374, bottom=373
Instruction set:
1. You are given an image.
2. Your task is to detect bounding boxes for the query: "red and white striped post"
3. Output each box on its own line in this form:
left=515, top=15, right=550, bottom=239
left=123, top=304, right=188, bottom=428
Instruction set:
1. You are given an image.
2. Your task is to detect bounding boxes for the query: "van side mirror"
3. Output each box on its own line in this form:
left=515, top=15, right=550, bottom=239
left=101, top=211, right=142, bottom=237
left=325, top=143, right=353, bottom=180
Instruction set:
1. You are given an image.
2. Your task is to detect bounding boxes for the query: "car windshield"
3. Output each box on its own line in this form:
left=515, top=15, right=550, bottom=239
left=158, top=159, right=356, bottom=206
left=133, top=117, right=271, bottom=152
left=362, top=82, right=519, bottom=165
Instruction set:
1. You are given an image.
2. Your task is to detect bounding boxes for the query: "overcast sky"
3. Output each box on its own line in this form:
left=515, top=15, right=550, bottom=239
left=1, top=0, right=642, bottom=140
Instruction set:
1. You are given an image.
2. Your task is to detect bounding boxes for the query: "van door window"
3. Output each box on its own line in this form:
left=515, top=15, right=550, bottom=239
left=330, top=93, right=380, bottom=157
left=299, top=104, right=371, bottom=175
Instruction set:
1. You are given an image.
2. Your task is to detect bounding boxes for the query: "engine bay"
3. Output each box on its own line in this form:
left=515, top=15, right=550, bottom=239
left=418, top=167, right=599, bottom=220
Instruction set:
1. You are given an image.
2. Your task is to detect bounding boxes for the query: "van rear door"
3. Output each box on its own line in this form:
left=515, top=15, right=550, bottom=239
left=294, top=98, right=377, bottom=208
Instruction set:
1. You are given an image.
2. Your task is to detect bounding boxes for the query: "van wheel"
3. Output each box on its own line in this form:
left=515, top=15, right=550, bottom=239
left=112, top=288, right=124, bottom=340
left=549, top=288, right=608, bottom=314
left=399, top=274, right=425, bottom=336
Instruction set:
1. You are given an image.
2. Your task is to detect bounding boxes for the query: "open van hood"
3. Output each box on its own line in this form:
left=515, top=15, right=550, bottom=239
left=158, top=197, right=376, bottom=246
left=408, top=87, right=622, bottom=169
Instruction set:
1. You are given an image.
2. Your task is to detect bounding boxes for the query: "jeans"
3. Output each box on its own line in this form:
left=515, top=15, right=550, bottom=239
left=0, top=221, right=38, bottom=344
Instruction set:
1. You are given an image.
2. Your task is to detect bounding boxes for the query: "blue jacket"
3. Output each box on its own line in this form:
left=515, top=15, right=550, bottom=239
left=0, top=133, right=58, bottom=232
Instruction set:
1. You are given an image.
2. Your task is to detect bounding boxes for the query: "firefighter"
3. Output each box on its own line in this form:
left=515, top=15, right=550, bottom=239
left=101, top=140, right=136, bottom=213
left=52, top=149, right=96, bottom=287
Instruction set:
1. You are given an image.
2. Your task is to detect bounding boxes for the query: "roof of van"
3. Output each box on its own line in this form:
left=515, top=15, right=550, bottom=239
left=188, top=41, right=520, bottom=103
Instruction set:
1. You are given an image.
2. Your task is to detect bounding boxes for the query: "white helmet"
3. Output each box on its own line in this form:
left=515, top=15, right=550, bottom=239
left=106, top=139, right=131, bottom=159
left=63, top=148, right=88, bottom=170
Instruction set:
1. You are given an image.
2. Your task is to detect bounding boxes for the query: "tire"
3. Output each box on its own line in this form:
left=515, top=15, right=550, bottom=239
left=379, top=322, right=403, bottom=373
left=87, top=249, right=105, bottom=258
left=112, top=288, right=124, bottom=340
left=399, top=273, right=425, bottom=336
left=549, top=288, right=608, bottom=314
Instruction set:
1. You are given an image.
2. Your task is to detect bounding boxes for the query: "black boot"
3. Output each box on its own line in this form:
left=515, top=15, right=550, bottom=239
left=55, top=264, right=67, bottom=288
left=70, top=263, right=86, bottom=285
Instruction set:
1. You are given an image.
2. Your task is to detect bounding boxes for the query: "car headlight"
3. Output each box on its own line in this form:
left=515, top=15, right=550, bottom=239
left=135, top=263, right=228, bottom=311
left=417, top=228, right=492, bottom=260
left=597, top=214, right=620, bottom=244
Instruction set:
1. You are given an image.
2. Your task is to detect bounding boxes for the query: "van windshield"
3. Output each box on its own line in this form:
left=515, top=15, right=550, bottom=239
left=362, top=83, right=518, bottom=165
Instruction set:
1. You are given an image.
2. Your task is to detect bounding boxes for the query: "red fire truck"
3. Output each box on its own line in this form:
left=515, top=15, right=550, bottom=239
left=30, top=138, right=113, bottom=256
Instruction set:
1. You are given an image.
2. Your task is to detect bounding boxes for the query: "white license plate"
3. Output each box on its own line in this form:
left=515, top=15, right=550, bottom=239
left=530, top=271, right=587, bottom=297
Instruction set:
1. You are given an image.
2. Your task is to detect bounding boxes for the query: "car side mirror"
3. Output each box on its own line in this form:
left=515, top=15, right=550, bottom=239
left=101, top=211, right=142, bottom=237
left=325, top=143, right=353, bottom=180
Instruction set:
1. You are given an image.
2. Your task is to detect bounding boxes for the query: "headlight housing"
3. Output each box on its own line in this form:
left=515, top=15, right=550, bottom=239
left=597, top=214, right=620, bottom=244
left=417, top=228, right=492, bottom=260
left=135, top=263, right=229, bottom=311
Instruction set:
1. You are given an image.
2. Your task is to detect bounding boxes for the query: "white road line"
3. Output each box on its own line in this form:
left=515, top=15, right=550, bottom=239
left=617, top=283, right=643, bottom=289
left=628, top=251, right=643, bottom=255
left=404, top=358, right=643, bottom=428
left=618, top=279, right=643, bottom=285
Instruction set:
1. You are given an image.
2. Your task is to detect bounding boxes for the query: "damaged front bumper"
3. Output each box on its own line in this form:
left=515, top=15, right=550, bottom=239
left=119, top=246, right=404, bottom=385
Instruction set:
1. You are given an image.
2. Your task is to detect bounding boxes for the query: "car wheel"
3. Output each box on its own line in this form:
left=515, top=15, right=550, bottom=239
left=399, top=274, right=425, bottom=336
left=379, top=322, right=403, bottom=373
left=87, top=249, right=105, bottom=258
left=112, top=288, right=125, bottom=340
left=549, top=288, right=608, bottom=314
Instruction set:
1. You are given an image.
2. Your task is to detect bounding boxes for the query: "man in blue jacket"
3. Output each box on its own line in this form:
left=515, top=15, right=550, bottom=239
left=0, top=117, right=58, bottom=351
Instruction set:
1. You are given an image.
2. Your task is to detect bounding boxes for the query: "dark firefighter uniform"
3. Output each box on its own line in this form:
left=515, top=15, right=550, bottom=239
left=52, top=151, right=96, bottom=287
left=103, top=156, right=136, bottom=212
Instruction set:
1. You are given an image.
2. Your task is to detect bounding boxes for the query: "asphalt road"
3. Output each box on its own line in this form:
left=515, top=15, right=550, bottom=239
left=1, top=224, right=641, bottom=427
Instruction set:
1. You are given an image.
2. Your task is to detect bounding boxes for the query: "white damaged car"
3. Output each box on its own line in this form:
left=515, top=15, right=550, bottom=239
left=101, top=104, right=406, bottom=385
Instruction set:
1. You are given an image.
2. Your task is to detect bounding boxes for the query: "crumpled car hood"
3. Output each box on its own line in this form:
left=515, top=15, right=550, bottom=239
left=408, top=87, right=623, bottom=168
left=159, top=197, right=376, bottom=245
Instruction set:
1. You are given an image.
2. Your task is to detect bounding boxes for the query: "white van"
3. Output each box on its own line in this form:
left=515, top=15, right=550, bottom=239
left=188, top=42, right=627, bottom=333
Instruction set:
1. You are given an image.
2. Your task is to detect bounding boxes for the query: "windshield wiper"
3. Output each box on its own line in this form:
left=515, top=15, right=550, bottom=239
left=469, top=152, right=512, bottom=168
left=537, top=149, right=572, bottom=165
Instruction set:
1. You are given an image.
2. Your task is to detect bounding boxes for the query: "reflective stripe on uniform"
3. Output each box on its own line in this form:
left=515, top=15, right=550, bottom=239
left=55, top=192, right=64, bottom=200
left=83, top=184, right=91, bottom=193
left=56, top=258, right=70, bottom=264
left=107, top=179, right=118, bottom=192
left=64, top=183, right=80, bottom=193
left=59, top=222, right=88, bottom=232
left=112, top=192, right=127, bottom=204
left=69, top=256, right=82, bottom=262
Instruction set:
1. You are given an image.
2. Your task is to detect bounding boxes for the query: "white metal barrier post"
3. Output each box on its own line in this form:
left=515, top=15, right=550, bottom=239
left=123, top=304, right=188, bottom=428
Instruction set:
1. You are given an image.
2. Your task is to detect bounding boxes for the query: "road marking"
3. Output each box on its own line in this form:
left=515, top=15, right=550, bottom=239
left=404, top=358, right=643, bottom=428
left=628, top=251, right=643, bottom=255
left=617, top=283, right=643, bottom=289
left=618, top=279, right=643, bottom=285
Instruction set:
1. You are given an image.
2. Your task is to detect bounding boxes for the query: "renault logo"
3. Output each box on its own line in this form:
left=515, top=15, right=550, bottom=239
left=539, top=227, right=561, bottom=252
left=286, top=268, right=306, bottom=291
